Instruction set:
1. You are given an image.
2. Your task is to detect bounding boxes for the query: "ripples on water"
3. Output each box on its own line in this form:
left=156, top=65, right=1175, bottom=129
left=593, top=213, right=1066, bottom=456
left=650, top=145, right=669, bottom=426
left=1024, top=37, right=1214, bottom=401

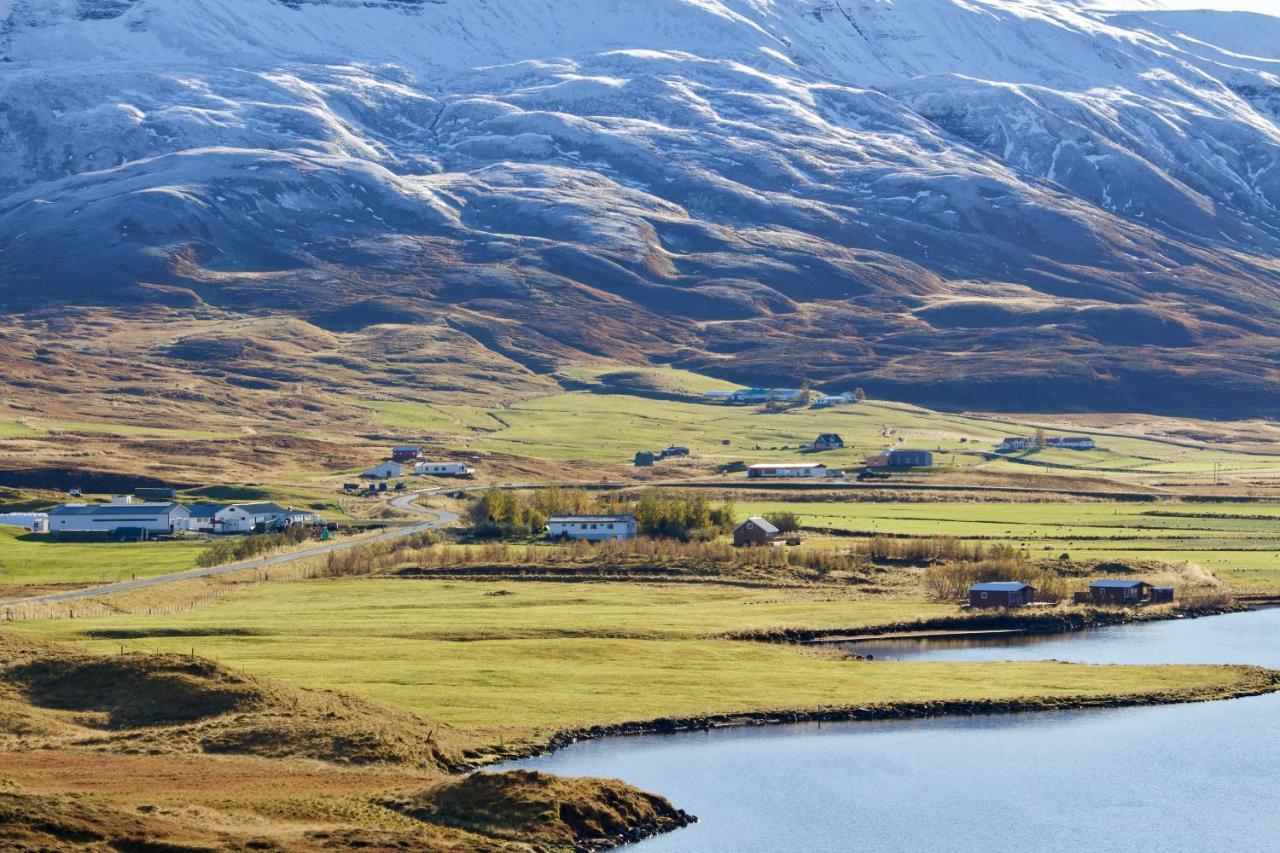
left=499, top=609, right=1280, bottom=852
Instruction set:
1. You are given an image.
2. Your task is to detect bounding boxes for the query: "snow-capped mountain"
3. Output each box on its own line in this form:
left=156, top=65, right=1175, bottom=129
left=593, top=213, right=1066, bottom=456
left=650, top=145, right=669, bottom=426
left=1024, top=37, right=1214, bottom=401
left=2, top=0, right=1279, bottom=412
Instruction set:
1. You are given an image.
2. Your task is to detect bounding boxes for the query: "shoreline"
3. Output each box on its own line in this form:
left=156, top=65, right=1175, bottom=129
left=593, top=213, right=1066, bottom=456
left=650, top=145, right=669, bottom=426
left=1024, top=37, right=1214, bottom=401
left=471, top=662, right=1280, bottom=769
left=724, top=602, right=1249, bottom=645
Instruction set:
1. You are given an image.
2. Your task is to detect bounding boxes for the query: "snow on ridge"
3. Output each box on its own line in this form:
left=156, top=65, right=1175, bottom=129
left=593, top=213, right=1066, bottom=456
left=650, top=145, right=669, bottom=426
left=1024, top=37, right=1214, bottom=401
left=3, top=0, right=1280, bottom=323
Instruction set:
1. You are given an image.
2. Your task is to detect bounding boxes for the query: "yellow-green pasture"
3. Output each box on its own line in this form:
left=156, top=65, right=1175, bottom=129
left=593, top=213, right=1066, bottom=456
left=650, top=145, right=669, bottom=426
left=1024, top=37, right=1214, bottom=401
left=12, top=579, right=1262, bottom=733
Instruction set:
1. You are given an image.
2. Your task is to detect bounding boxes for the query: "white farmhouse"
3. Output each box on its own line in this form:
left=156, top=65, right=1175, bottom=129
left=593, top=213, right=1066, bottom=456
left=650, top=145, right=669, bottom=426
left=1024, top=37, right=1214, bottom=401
left=188, top=502, right=317, bottom=534
left=547, top=514, right=638, bottom=542
left=414, top=461, right=474, bottom=477
left=48, top=497, right=190, bottom=538
left=363, top=461, right=407, bottom=479
left=214, top=502, right=295, bottom=534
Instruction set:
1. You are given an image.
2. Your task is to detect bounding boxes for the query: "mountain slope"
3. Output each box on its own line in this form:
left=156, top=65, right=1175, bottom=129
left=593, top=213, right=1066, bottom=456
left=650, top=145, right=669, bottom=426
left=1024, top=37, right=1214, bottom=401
left=2, top=0, right=1279, bottom=414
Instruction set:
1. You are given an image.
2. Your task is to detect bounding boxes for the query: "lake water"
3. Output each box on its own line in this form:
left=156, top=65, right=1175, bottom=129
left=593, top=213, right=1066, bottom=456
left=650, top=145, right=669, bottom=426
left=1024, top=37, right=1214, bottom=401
left=498, top=609, right=1280, bottom=852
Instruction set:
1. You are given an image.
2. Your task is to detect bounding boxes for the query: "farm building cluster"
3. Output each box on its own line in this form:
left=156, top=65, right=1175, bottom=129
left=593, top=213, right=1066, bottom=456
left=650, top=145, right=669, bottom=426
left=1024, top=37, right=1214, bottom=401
left=362, top=446, right=474, bottom=480
left=704, top=388, right=864, bottom=408
left=997, top=435, right=1096, bottom=452
left=38, top=495, right=320, bottom=540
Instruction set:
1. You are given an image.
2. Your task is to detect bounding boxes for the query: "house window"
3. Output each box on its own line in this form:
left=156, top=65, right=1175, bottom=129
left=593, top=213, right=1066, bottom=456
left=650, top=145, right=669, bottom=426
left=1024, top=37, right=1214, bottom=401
left=980, top=592, right=989, bottom=599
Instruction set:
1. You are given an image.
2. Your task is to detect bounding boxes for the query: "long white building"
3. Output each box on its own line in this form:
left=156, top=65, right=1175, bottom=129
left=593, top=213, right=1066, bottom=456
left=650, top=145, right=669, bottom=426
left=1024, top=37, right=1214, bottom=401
left=747, top=463, right=828, bottom=479
left=547, top=515, right=638, bottom=542
left=414, top=461, right=474, bottom=477
left=48, top=498, right=190, bottom=537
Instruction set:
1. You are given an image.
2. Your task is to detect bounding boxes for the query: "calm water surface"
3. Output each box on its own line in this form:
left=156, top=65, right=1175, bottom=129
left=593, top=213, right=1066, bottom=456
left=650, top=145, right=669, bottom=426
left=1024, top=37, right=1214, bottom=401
left=498, top=609, right=1280, bottom=852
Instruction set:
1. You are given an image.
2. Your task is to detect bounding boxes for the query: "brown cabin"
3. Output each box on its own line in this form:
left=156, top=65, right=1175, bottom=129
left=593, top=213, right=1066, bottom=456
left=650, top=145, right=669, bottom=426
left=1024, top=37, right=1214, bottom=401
left=1089, top=580, right=1173, bottom=605
left=969, top=582, right=1036, bottom=609
left=734, top=516, right=780, bottom=547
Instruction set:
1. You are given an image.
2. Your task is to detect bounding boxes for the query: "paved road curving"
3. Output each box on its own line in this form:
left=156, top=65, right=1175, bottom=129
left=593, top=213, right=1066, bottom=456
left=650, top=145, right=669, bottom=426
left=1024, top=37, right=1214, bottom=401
left=4, top=490, right=459, bottom=609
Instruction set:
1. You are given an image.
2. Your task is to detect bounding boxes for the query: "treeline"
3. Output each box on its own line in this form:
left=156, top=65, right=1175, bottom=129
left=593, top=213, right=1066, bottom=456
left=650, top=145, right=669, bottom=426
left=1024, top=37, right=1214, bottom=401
left=467, top=488, right=736, bottom=541
left=323, top=534, right=867, bottom=580
left=323, top=530, right=439, bottom=577
left=599, top=490, right=735, bottom=541
left=196, top=525, right=313, bottom=568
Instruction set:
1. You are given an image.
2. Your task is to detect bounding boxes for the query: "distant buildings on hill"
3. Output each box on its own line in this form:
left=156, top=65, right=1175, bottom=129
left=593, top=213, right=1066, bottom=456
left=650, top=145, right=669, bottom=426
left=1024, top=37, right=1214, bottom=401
left=997, top=435, right=1096, bottom=452
left=704, top=388, right=862, bottom=408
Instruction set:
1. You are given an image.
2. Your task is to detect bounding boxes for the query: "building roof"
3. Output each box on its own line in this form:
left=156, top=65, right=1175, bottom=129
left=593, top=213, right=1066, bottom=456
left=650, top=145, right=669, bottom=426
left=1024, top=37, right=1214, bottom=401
left=815, top=433, right=843, bottom=442
left=748, top=462, right=827, bottom=470
left=738, top=516, right=779, bottom=534
left=187, top=503, right=228, bottom=518
left=548, top=515, right=637, bottom=524
left=1090, top=579, right=1151, bottom=588
left=229, top=502, right=290, bottom=515
left=49, top=502, right=185, bottom=517
left=970, top=582, right=1035, bottom=592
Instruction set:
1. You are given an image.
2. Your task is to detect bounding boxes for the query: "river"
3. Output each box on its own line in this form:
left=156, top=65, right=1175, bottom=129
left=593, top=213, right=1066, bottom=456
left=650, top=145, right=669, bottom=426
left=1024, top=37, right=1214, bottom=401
left=498, top=609, right=1280, bottom=851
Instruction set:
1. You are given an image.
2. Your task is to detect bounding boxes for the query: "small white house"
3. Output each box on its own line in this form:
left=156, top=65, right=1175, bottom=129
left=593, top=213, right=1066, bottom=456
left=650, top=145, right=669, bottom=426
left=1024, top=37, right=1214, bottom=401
left=547, top=515, right=638, bottom=542
left=414, top=461, right=474, bottom=478
left=215, top=502, right=294, bottom=534
left=747, top=463, right=828, bottom=479
left=363, top=461, right=407, bottom=479
left=48, top=498, right=190, bottom=537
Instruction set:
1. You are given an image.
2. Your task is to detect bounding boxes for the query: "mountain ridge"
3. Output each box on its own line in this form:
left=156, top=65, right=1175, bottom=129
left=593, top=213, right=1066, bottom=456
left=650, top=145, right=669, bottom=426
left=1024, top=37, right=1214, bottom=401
left=2, top=0, right=1279, bottom=414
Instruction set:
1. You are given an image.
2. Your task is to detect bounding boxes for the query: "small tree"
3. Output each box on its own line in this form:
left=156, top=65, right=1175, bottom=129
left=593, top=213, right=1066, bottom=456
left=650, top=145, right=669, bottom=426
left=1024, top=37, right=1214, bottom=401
left=1035, top=428, right=1047, bottom=448
left=853, top=387, right=867, bottom=402
left=764, top=511, right=801, bottom=534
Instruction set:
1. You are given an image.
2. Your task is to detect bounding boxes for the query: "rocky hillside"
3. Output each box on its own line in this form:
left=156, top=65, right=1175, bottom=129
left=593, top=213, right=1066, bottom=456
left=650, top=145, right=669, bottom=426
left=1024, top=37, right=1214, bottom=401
left=2, top=0, right=1279, bottom=413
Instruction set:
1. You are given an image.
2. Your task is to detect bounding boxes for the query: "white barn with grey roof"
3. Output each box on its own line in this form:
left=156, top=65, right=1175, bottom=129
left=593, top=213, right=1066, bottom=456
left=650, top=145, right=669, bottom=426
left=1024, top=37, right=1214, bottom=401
left=48, top=500, right=190, bottom=537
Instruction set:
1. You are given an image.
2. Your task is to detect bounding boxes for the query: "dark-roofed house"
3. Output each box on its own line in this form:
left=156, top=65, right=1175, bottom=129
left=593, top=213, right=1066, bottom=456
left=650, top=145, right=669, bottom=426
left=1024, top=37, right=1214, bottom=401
left=734, top=516, right=779, bottom=547
left=969, top=582, right=1036, bottom=609
left=392, top=445, right=423, bottom=462
left=811, top=433, right=844, bottom=451
left=1089, top=579, right=1164, bottom=605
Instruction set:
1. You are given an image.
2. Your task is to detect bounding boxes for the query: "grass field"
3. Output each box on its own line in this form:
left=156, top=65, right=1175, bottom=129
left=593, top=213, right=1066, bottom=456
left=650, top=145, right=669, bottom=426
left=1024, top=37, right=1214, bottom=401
left=734, top=500, right=1280, bottom=589
left=0, top=525, right=207, bottom=588
left=13, top=578, right=1265, bottom=733
left=344, top=390, right=1280, bottom=485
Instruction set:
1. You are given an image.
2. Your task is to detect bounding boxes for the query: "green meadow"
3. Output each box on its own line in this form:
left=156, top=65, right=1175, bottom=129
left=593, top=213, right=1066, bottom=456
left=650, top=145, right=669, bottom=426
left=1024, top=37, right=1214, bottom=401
left=0, top=525, right=208, bottom=588
left=14, top=579, right=1259, bottom=733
